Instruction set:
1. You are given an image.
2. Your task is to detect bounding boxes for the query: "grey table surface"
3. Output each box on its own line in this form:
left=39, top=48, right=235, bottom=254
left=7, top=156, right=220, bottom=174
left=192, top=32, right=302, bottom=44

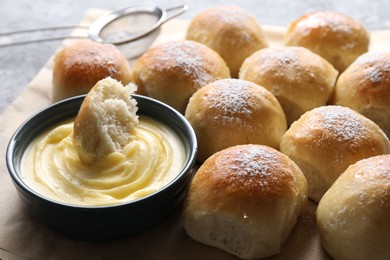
left=0, top=0, right=389, bottom=115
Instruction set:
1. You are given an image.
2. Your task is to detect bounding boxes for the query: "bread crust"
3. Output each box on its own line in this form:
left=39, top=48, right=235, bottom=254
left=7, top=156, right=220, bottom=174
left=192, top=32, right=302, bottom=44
left=317, top=155, right=390, bottom=260
left=52, top=40, right=132, bottom=101
left=132, top=40, right=230, bottom=113
left=240, top=46, right=338, bottom=125
left=186, top=5, right=268, bottom=77
left=184, top=144, right=307, bottom=259
left=185, top=78, right=287, bottom=162
left=280, top=105, right=390, bottom=202
left=330, top=52, right=390, bottom=138
left=284, top=11, right=369, bottom=72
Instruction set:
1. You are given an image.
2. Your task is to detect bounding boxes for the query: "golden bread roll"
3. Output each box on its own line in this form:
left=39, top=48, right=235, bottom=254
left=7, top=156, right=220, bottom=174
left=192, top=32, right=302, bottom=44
left=186, top=5, right=268, bottom=77
left=52, top=40, right=132, bottom=101
left=185, top=78, right=287, bottom=162
left=284, top=11, right=369, bottom=72
left=132, top=40, right=230, bottom=113
left=317, top=155, right=390, bottom=260
left=280, top=105, right=390, bottom=202
left=73, top=77, right=138, bottom=163
left=330, top=52, right=390, bottom=138
left=183, top=144, right=308, bottom=259
left=239, top=46, right=339, bottom=125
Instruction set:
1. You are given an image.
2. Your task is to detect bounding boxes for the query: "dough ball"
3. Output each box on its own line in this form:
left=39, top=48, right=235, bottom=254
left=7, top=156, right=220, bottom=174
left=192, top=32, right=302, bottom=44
left=284, top=11, right=369, bottom=72
left=280, top=105, right=390, bottom=202
left=132, top=40, right=230, bottom=113
left=317, top=155, right=390, bottom=260
left=240, top=46, right=338, bottom=125
left=186, top=5, right=268, bottom=77
left=185, top=78, right=287, bottom=162
left=184, top=144, right=308, bottom=259
left=330, top=52, right=390, bottom=138
left=52, top=40, right=132, bottom=101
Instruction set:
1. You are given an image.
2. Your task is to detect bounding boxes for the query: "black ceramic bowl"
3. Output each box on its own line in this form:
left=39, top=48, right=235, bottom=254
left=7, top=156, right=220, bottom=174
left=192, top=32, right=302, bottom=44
left=6, top=94, right=197, bottom=240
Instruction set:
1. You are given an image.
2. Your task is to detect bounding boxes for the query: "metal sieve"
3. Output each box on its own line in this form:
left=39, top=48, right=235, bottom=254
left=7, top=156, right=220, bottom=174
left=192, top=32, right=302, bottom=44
left=0, top=4, right=188, bottom=57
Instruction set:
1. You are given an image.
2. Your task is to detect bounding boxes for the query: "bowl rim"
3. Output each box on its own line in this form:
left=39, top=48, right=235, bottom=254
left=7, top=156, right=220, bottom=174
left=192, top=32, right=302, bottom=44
left=6, top=94, right=198, bottom=210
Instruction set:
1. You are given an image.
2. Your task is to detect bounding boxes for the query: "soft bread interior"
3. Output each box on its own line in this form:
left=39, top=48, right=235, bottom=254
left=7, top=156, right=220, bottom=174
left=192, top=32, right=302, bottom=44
left=73, top=77, right=138, bottom=163
left=185, top=211, right=263, bottom=259
left=185, top=210, right=288, bottom=259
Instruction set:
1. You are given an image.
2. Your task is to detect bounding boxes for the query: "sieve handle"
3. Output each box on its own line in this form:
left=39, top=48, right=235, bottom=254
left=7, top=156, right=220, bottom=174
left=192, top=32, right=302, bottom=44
left=0, top=25, right=89, bottom=47
left=163, top=4, right=189, bottom=24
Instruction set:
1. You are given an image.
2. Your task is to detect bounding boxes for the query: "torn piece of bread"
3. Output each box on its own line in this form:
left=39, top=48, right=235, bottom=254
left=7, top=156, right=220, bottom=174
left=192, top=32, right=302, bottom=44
left=73, top=77, right=138, bottom=163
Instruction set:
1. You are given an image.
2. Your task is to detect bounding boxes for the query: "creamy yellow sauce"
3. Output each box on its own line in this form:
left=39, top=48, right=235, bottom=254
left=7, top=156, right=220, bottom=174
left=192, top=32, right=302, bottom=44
left=21, top=116, right=186, bottom=206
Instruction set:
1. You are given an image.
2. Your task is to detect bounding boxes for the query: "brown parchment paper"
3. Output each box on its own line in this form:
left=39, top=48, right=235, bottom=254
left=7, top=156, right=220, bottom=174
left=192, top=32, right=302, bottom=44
left=1, top=8, right=390, bottom=260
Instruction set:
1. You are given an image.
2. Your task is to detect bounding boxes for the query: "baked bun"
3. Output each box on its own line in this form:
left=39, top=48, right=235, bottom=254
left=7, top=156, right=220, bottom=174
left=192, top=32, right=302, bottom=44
left=284, top=11, right=370, bottom=72
left=317, top=155, right=390, bottom=260
left=183, top=144, right=307, bottom=259
left=330, top=52, right=390, bottom=138
left=239, top=47, right=339, bottom=125
left=52, top=40, right=132, bottom=101
left=186, top=5, right=268, bottom=77
left=185, top=79, right=287, bottom=162
left=280, top=105, right=390, bottom=202
left=73, top=77, right=138, bottom=163
left=132, top=40, right=230, bottom=113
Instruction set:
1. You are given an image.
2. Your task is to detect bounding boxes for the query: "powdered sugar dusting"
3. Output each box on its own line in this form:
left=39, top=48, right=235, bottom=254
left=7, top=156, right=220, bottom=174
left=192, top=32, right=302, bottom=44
left=207, top=79, right=254, bottom=126
left=229, top=146, right=279, bottom=177
left=224, top=145, right=290, bottom=189
left=355, top=52, right=386, bottom=64
left=297, top=12, right=353, bottom=34
left=210, top=6, right=252, bottom=28
left=349, top=156, right=390, bottom=211
left=354, top=53, right=390, bottom=84
left=253, top=48, right=298, bottom=80
left=205, top=6, right=256, bottom=42
left=354, top=155, right=390, bottom=182
left=260, top=48, right=296, bottom=69
left=367, top=66, right=390, bottom=83
left=295, top=12, right=362, bottom=50
left=318, top=106, right=366, bottom=146
left=148, top=41, right=214, bottom=87
left=63, top=42, right=121, bottom=76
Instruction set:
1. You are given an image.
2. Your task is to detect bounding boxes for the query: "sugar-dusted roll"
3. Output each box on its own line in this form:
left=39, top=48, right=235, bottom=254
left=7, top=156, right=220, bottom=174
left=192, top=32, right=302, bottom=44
left=317, top=155, right=390, bottom=260
left=132, top=40, right=230, bottom=113
left=239, top=47, right=338, bottom=125
left=330, top=52, right=390, bottom=138
left=52, top=40, right=132, bottom=101
left=186, top=5, right=268, bottom=77
left=280, top=105, right=390, bottom=202
left=183, top=144, right=308, bottom=259
left=284, top=11, right=369, bottom=72
left=185, top=78, right=287, bottom=162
